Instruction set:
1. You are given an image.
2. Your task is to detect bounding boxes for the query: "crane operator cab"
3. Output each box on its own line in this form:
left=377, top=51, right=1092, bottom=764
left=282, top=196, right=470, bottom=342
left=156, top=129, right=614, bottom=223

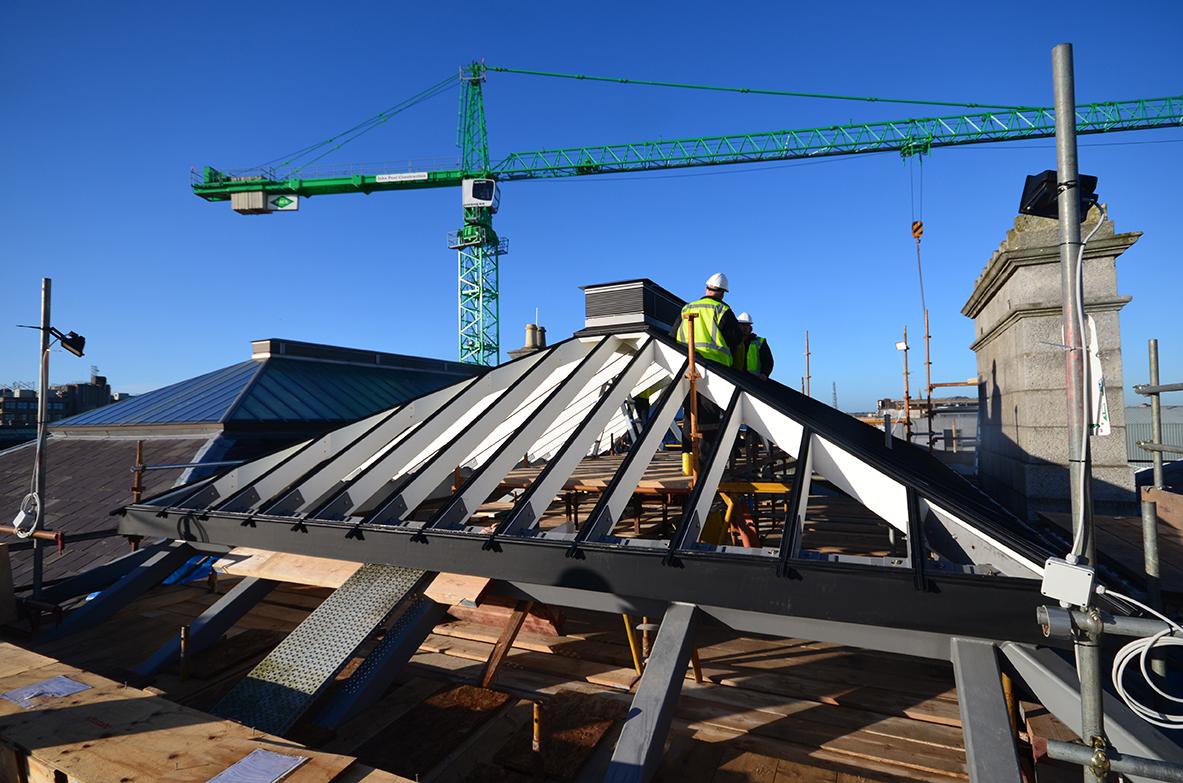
left=462, top=178, right=500, bottom=213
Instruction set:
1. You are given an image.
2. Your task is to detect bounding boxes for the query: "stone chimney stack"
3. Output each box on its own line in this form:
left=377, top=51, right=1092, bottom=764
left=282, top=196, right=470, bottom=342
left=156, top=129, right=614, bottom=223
left=962, top=204, right=1139, bottom=520
left=508, top=322, right=547, bottom=361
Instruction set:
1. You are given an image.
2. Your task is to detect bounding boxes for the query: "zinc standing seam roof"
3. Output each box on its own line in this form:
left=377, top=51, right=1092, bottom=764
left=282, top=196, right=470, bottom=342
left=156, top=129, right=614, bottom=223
left=55, top=354, right=480, bottom=429
left=55, top=361, right=261, bottom=427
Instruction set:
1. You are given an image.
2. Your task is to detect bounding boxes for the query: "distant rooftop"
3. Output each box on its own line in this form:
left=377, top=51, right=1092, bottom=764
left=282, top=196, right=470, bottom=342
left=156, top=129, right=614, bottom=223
left=55, top=338, right=484, bottom=430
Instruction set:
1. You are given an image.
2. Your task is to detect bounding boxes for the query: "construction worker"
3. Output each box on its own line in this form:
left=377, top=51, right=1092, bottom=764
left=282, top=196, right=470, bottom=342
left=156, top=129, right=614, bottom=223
left=670, top=273, right=743, bottom=366
left=671, top=273, right=742, bottom=470
left=734, top=312, right=774, bottom=380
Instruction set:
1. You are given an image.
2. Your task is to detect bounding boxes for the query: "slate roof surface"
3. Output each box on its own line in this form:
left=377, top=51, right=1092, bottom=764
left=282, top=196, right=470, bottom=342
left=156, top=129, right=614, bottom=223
left=0, top=437, right=204, bottom=587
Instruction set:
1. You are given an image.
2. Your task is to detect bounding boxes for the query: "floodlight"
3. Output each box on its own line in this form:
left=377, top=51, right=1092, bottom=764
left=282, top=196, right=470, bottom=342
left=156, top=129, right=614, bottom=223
left=57, top=330, right=86, bottom=357
left=17, top=324, right=87, bottom=357
left=895, top=341, right=908, bottom=351
left=1018, top=170, right=1098, bottom=220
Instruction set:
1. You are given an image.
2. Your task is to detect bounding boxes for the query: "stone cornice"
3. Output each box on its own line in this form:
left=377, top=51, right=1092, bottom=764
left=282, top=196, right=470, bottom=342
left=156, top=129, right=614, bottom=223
left=961, top=232, right=1140, bottom=319
left=969, top=296, right=1133, bottom=352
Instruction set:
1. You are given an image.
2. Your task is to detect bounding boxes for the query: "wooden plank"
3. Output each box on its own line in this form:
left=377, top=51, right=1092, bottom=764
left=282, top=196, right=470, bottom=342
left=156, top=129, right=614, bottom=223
left=0, top=643, right=371, bottom=783
left=405, top=651, right=956, bottom=782
left=213, top=550, right=491, bottom=606
left=481, top=600, right=533, bottom=688
left=214, top=548, right=362, bottom=588
left=713, top=749, right=781, bottom=783
left=418, top=632, right=639, bottom=691
left=329, top=763, right=416, bottom=783
left=423, top=573, right=489, bottom=605
left=674, top=693, right=967, bottom=777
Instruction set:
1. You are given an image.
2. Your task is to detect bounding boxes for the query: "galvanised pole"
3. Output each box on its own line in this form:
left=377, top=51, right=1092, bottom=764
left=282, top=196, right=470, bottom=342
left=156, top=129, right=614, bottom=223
left=1053, top=43, right=1105, bottom=782
left=32, top=278, right=51, bottom=599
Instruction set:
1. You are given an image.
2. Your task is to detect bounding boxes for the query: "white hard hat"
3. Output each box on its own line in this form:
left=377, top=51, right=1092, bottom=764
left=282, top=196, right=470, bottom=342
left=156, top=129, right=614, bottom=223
left=736, top=312, right=753, bottom=324
left=706, top=272, right=729, bottom=292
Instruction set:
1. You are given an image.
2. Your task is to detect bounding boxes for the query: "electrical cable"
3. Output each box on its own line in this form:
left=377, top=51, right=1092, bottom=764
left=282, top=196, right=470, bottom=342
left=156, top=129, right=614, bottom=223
left=1095, top=585, right=1183, bottom=730
left=13, top=345, right=50, bottom=538
left=1067, top=204, right=1107, bottom=561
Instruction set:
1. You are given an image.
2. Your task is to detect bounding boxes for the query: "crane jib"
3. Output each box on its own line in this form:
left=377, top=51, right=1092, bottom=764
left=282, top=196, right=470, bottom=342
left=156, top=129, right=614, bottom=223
left=194, top=95, right=1183, bottom=199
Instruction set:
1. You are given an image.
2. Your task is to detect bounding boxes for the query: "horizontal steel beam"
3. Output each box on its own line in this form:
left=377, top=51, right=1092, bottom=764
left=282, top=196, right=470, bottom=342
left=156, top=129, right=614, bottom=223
left=119, top=506, right=1056, bottom=646
left=1134, top=382, right=1183, bottom=396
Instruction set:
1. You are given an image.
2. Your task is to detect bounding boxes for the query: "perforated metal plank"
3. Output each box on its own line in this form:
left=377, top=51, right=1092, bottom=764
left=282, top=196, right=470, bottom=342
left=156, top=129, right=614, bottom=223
left=213, top=563, right=433, bottom=735
left=313, top=592, right=444, bottom=728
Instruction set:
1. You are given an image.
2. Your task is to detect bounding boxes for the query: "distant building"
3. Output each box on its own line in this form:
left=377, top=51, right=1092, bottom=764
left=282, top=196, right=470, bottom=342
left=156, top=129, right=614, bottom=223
left=0, top=370, right=120, bottom=448
left=0, top=337, right=483, bottom=592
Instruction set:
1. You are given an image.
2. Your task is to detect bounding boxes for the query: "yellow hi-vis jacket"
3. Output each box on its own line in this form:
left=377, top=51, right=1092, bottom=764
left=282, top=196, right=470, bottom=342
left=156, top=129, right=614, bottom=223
left=676, top=297, right=733, bottom=365
left=742, top=336, right=767, bottom=373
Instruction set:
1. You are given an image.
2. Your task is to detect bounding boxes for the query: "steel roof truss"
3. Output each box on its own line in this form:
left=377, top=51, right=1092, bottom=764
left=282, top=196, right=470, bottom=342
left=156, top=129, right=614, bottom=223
left=428, top=337, right=625, bottom=529
left=241, top=382, right=474, bottom=515
left=497, top=338, right=661, bottom=537
left=312, top=343, right=557, bottom=520
left=365, top=337, right=602, bottom=525
left=576, top=372, right=690, bottom=544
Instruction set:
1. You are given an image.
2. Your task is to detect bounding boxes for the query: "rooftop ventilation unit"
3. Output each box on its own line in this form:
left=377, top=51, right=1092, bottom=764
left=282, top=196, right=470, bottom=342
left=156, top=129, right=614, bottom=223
left=579, top=279, right=684, bottom=335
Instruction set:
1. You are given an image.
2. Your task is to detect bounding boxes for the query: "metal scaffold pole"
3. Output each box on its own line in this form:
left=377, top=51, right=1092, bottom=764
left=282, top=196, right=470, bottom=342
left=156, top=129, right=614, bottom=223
left=1053, top=42, right=1106, bottom=782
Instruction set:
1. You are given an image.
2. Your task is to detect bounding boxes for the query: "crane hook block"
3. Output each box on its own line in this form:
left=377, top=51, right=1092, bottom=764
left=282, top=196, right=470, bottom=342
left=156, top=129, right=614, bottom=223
left=911, top=221, right=924, bottom=240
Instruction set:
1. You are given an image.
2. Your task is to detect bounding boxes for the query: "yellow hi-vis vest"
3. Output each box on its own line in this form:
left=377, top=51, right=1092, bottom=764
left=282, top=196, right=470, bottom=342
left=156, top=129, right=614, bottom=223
left=676, top=297, right=732, bottom=365
left=744, top=336, right=766, bottom=373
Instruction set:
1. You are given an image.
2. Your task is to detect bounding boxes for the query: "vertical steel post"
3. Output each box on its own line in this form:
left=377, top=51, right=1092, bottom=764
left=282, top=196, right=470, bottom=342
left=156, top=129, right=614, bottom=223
left=924, top=309, right=934, bottom=451
left=1053, top=43, right=1105, bottom=781
left=1148, top=339, right=1165, bottom=489
left=1140, top=340, right=1163, bottom=610
left=1141, top=339, right=1166, bottom=687
left=804, top=330, right=811, bottom=398
left=32, top=278, right=51, bottom=599
left=684, top=314, right=700, bottom=482
left=901, top=325, right=912, bottom=441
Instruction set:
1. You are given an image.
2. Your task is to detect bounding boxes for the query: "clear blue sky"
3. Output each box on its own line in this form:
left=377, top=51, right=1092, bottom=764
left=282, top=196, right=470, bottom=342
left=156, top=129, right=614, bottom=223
left=2, top=2, right=1180, bottom=412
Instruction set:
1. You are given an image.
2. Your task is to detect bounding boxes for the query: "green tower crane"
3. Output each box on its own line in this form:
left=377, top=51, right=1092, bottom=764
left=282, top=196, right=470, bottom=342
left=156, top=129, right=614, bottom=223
left=192, top=63, right=1182, bottom=365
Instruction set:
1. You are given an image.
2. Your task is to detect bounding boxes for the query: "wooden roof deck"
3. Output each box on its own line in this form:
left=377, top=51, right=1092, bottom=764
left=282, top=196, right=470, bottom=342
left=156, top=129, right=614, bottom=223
left=3, top=546, right=968, bottom=782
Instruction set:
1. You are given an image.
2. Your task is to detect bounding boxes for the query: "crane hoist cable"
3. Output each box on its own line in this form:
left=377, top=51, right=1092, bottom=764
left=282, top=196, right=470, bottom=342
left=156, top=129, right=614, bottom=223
left=908, top=154, right=927, bottom=317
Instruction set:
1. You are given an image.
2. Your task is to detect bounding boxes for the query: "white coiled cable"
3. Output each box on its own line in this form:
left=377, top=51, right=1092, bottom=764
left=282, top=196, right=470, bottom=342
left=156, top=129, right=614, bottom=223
left=1096, top=585, right=1183, bottom=730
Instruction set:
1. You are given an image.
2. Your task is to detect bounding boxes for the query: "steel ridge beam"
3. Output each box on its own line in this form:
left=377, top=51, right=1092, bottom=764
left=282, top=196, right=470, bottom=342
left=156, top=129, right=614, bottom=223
left=119, top=507, right=1056, bottom=645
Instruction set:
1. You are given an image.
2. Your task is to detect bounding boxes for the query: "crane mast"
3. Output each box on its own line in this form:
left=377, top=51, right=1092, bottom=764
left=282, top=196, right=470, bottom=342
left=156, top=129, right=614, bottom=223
left=452, top=63, right=505, bottom=366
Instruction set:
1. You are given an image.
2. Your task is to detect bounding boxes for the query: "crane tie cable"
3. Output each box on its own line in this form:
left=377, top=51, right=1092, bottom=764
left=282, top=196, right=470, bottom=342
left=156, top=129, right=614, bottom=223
left=487, top=65, right=1040, bottom=112
left=245, top=73, right=459, bottom=178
